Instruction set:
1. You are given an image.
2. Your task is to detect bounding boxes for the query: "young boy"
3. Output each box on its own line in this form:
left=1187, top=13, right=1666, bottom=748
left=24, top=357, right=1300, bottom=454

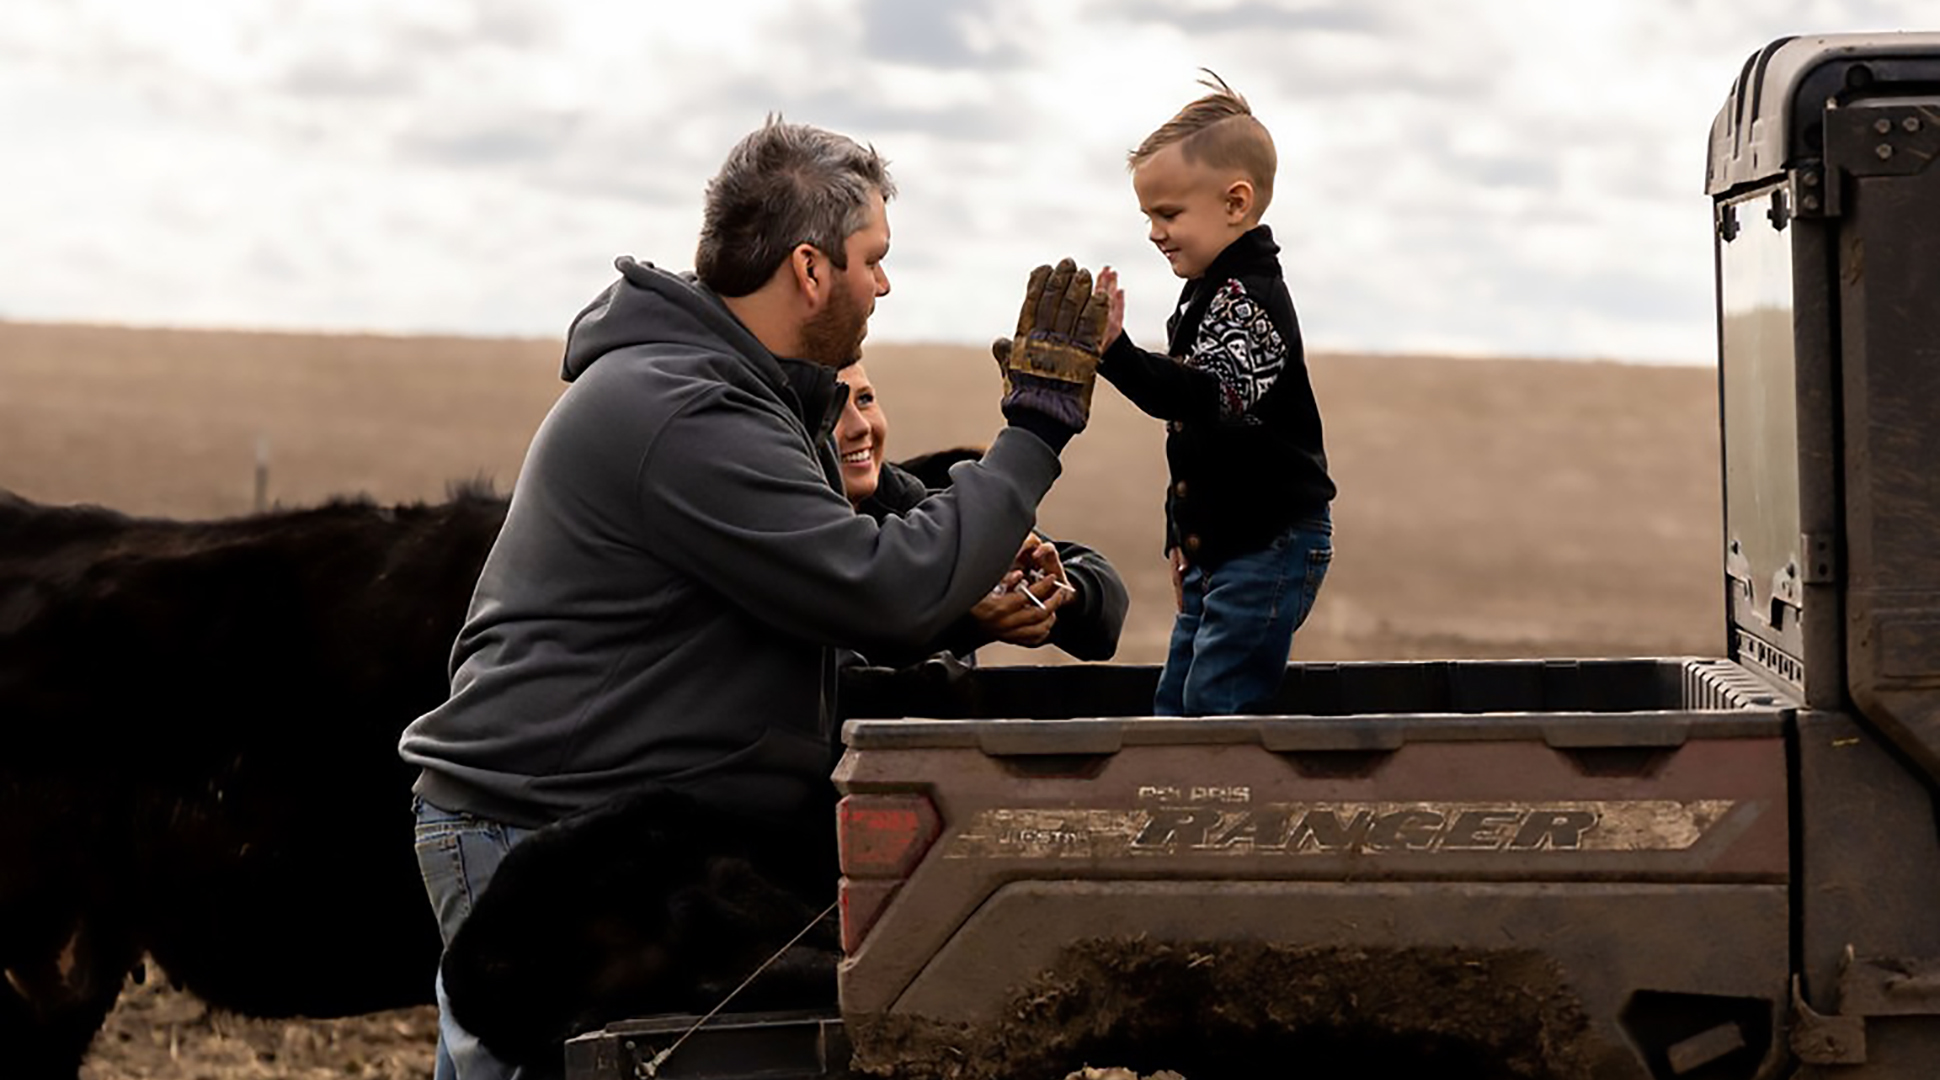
left=1096, top=73, right=1336, bottom=717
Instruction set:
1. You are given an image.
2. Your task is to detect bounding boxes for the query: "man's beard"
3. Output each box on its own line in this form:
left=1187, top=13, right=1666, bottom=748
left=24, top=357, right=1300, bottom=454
left=800, top=286, right=868, bottom=368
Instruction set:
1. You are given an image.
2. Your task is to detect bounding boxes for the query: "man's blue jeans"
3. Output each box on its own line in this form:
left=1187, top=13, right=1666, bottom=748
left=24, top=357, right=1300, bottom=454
left=414, top=796, right=540, bottom=1080
left=1155, top=512, right=1333, bottom=717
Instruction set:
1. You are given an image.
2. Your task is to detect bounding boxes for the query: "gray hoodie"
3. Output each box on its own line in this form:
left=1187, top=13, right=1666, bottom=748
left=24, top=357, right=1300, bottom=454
left=400, top=257, right=1058, bottom=826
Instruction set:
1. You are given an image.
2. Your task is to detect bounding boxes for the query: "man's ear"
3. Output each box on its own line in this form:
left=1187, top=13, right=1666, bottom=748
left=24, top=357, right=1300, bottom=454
left=1224, top=179, right=1255, bottom=224
left=788, top=243, right=827, bottom=306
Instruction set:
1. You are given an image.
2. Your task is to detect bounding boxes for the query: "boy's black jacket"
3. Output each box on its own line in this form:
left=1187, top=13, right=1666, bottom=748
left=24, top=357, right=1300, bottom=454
left=1100, top=225, right=1335, bottom=565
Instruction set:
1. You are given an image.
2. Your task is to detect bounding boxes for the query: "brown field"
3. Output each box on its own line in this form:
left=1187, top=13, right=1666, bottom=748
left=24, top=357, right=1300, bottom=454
left=0, top=320, right=1723, bottom=664
left=0, top=320, right=1723, bottom=1078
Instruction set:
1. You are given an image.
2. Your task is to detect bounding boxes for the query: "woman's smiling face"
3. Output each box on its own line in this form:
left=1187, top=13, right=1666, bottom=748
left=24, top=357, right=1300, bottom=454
left=834, top=360, right=888, bottom=504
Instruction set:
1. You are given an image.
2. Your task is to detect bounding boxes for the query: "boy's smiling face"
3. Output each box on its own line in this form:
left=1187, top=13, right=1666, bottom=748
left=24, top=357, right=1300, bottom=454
left=1132, top=141, right=1255, bottom=281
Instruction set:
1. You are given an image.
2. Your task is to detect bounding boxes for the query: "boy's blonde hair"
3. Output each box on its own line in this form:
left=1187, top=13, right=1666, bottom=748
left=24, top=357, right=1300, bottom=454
left=1129, top=70, right=1276, bottom=216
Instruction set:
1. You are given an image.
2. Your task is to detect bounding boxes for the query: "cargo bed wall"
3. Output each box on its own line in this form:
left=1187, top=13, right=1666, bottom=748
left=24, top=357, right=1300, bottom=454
left=840, top=655, right=1787, bottom=722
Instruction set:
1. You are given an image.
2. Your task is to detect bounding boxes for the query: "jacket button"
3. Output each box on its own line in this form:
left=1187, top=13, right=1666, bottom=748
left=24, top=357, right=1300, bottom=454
left=1168, top=420, right=1186, bottom=434
left=1184, top=534, right=1202, bottom=554
left=1173, top=481, right=1188, bottom=498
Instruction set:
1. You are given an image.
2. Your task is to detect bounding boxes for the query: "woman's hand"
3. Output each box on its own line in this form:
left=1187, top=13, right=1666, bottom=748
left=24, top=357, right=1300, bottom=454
left=970, top=537, right=1072, bottom=647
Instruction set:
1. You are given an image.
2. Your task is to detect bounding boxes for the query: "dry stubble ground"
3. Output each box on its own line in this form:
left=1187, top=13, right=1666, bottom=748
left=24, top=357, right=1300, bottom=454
left=0, top=321, right=1722, bottom=1078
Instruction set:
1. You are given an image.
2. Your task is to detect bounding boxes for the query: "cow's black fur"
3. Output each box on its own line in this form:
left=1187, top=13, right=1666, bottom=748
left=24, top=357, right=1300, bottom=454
left=891, top=445, right=985, bottom=490
left=0, top=485, right=508, bottom=1080
left=440, top=786, right=840, bottom=1070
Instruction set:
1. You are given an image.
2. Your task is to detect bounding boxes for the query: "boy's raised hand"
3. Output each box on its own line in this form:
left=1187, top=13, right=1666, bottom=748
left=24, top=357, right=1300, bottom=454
left=992, top=257, right=1110, bottom=434
left=1098, top=265, right=1125, bottom=349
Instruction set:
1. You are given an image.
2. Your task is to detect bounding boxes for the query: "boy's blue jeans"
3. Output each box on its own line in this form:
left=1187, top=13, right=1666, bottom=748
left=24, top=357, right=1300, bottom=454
left=1155, top=512, right=1333, bottom=717
left=413, top=796, right=541, bottom=1080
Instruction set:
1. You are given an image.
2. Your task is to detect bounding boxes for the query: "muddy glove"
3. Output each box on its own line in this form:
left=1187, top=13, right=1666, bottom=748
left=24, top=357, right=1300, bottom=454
left=994, top=258, right=1110, bottom=434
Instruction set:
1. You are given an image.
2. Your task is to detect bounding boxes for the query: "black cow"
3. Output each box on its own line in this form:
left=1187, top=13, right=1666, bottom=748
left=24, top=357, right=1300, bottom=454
left=0, top=449, right=980, bottom=1078
left=0, top=485, right=507, bottom=1080
left=440, top=786, right=840, bottom=1070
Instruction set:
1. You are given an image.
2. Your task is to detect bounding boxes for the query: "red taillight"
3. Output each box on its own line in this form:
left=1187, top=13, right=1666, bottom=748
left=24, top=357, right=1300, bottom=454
left=836, top=794, right=940, bottom=953
left=838, top=794, right=939, bottom=877
left=838, top=879, right=900, bottom=954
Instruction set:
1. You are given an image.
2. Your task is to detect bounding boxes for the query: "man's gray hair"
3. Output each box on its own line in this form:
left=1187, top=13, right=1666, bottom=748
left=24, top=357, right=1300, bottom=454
left=695, top=118, right=896, bottom=298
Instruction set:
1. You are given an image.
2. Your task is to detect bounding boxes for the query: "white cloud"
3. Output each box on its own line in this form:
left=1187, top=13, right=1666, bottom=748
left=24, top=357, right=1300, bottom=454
left=1, top=0, right=1934, bottom=361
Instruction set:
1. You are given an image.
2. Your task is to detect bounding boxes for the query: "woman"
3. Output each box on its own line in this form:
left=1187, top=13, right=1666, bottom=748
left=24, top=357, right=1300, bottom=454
left=834, top=360, right=1128, bottom=664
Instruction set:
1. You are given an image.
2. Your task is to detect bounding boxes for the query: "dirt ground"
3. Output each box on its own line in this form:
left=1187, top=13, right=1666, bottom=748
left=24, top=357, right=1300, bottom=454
left=80, top=963, right=437, bottom=1080
left=1, top=320, right=1722, bottom=1079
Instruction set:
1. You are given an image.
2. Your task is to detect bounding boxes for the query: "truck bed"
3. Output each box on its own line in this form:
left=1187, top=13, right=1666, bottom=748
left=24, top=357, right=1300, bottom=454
left=833, top=657, right=1794, bottom=1080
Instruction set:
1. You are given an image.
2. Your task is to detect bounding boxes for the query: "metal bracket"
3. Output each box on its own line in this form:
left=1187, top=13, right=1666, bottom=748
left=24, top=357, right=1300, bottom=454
left=1791, top=164, right=1840, bottom=219
left=1792, top=975, right=1867, bottom=1065
left=1801, top=531, right=1840, bottom=585
left=1769, top=561, right=1803, bottom=630
left=1826, top=103, right=1940, bottom=180
left=1725, top=538, right=1755, bottom=606
left=1790, top=951, right=1940, bottom=1066
left=1717, top=200, right=1741, bottom=242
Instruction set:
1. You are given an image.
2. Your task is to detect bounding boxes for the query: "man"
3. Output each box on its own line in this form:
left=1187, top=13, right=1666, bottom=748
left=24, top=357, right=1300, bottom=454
left=398, top=118, right=1108, bottom=1078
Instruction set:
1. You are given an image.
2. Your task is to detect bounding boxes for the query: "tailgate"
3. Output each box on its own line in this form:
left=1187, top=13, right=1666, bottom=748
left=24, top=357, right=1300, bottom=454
left=833, top=657, right=1792, bottom=1079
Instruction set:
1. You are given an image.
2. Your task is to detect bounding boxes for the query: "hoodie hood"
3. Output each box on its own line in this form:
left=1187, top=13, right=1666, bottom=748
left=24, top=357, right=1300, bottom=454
left=559, top=255, right=845, bottom=444
left=560, top=256, right=777, bottom=385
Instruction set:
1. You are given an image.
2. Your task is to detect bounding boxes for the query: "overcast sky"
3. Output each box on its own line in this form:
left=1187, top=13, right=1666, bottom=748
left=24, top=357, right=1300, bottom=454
left=2, top=1, right=1930, bottom=363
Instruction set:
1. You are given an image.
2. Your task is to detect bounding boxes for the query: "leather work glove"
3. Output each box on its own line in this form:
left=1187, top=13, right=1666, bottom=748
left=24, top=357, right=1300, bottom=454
left=992, top=258, right=1110, bottom=434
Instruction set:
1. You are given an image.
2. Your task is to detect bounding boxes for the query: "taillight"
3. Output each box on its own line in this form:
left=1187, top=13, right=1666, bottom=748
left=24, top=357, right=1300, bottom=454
left=837, top=794, right=940, bottom=954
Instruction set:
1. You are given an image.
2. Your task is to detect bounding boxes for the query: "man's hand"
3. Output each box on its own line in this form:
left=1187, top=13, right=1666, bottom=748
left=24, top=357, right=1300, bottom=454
left=996, top=258, right=1110, bottom=433
left=970, top=536, right=1072, bottom=648
left=1168, top=546, right=1188, bottom=613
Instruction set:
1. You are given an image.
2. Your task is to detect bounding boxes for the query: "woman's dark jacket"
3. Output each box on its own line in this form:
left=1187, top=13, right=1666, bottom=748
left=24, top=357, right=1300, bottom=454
left=853, top=460, right=1128, bottom=667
